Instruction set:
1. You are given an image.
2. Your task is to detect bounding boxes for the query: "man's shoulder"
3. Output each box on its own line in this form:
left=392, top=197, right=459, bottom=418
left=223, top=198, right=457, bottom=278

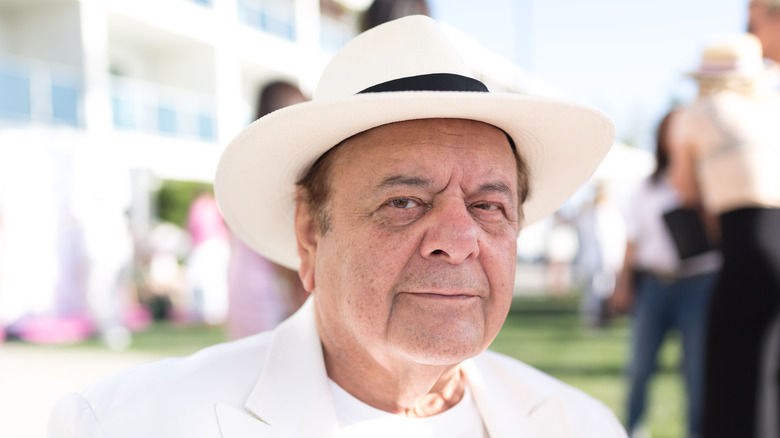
left=52, top=331, right=275, bottom=436
left=83, top=331, right=273, bottom=401
left=474, top=350, right=626, bottom=437
left=476, top=350, right=588, bottom=398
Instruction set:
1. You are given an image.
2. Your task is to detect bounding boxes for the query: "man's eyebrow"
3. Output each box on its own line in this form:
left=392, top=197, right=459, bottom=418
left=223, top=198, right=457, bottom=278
left=376, top=175, right=433, bottom=190
left=375, top=177, right=514, bottom=198
left=476, top=182, right=514, bottom=198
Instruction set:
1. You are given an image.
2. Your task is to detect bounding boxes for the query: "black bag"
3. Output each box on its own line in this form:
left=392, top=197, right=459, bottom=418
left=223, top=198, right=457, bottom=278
left=662, top=207, right=714, bottom=260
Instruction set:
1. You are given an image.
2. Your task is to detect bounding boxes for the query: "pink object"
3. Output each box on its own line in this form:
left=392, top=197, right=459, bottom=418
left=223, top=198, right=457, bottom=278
left=123, top=306, right=152, bottom=333
left=187, top=194, right=228, bottom=246
left=17, top=316, right=93, bottom=345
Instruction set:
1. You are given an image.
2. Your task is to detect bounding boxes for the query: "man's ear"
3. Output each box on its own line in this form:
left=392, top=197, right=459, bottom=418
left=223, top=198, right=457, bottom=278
left=294, top=188, right=317, bottom=293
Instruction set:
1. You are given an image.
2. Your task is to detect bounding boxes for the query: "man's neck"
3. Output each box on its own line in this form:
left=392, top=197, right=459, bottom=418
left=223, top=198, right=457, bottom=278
left=322, top=343, right=467, bottom=418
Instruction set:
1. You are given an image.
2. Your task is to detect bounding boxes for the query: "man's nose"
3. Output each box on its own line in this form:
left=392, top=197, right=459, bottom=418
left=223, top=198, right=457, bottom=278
left=420, top=199, right=480, bottom=264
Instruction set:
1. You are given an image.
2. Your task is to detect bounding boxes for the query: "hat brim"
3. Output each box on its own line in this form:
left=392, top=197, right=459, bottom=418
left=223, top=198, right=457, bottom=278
left=686, top=60, right=779, bottom=80
left=215, top=91, right=615, bottom=270
left=687, top=71, right=766, bottom=79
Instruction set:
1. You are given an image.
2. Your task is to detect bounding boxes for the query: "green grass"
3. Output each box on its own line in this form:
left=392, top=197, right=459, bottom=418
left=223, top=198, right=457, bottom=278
left=54, top=321, right=229, bottom=357
left=491, top=295, right=687, bottom=438
left=53, top=294, right=687, bottom=437
left=119, top=322, right=228, bottom=356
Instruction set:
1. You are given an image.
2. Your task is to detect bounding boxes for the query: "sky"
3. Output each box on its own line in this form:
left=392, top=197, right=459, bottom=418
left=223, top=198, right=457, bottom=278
left=427, top=0, right=749, bottom=150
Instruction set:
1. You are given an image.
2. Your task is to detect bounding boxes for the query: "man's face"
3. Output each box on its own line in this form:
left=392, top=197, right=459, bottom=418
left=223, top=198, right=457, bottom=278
left=750, top=1, right=780, bottom=61
left=302, top=118, right=520, bottom=370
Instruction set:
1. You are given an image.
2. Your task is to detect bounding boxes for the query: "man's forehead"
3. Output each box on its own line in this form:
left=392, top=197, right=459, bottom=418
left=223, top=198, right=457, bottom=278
left=329, top=120, right=520, bottom=192
left=306, top=117, right=521, bottom=200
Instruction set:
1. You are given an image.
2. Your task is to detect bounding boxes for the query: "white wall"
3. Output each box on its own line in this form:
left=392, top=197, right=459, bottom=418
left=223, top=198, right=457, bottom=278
left=151, top=44, right=216, bottom=95
left=107, top=13, right=216, bottom=94
left=0, top=13, right=9, bottom=53
left=7, top=2, right=83, bottom=68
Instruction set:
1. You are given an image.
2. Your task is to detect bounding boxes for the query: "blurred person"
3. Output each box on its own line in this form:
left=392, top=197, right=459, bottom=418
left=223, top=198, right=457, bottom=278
left=226, top=80, right=309, bottom=340
left=545, top=212, right=580, bottom=295
left=49, top=16, right=627, bottom=437
left=750, top=0, right=780, bottom=63
left=0, top=136, right=90, bottom=343
left=576, top=183, right=626, bottom=328
left=669, top=34, right=780, bottom=438
left=360, top=0, right=430, bottom=31
left=185, top=190, right=230, bottom=325
left=141, top=221, right=191, bottom=321
left=256, top=80, right=308, bottom=118
left=71, top=151, right=136, bottom=349
left=611, top=109, right=720, bottom=438
left=227, top=235, right=304, bottom=337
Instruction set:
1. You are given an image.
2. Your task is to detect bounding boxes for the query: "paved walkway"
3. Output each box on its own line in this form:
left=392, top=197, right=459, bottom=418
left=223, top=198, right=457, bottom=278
left=0, top=343, right=161, bottom=437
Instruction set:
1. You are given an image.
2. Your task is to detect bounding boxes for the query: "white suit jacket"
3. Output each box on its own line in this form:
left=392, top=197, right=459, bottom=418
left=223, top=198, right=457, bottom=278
left=48, top=299, right=627, bottom=438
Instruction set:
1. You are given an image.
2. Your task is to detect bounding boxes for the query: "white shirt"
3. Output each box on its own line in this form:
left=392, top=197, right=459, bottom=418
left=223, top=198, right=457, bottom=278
left=330, top=379, right=488, bottom=438
left=626, top=176, right=720, bottom=277
left=675, top=92, right=780, bottom=213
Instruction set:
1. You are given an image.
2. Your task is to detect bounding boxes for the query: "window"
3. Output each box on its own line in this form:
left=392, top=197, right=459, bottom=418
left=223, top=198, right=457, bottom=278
left=51, top=83, right=80, bottom=126
left=0, top=68, right=31, bottom=121
left=238, top=0, right=296, bottom=41
left=157, top=106, right=177, bottom=135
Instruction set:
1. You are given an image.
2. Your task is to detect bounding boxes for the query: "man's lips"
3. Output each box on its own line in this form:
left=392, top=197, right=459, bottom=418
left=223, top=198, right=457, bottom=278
left=401, top=291, right=482, bottom=299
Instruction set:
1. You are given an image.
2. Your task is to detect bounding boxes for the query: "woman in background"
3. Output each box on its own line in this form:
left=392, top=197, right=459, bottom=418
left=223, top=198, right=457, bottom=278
left=612, top=109, right=720, bottom=438
left=669, top=34, right=780, bottom=438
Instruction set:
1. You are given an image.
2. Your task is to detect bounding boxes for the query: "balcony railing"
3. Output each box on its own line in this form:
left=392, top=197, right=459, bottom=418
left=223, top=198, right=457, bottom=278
left=0, top=57, right=82, bottom=127
left=110, top=76, right=217, bottom=142
left=238, top=0, right=296, bottom=41
left=320, top=14, right=355, bottom=55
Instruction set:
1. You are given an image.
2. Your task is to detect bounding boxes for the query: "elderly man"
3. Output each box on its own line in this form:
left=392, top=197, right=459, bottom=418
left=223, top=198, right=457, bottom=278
left=749, top=0, right=780, bottom=62
left=48, top=16, right=625, bottom=438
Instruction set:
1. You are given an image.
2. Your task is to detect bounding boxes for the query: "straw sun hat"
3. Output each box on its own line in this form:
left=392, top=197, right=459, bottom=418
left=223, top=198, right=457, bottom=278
left=215, top=15, right=615, bottom=270
left=689, top=33, right=774, bottom=79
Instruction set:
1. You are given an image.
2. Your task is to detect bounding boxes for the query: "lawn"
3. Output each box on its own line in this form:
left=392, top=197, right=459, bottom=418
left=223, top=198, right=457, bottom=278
left=491, top=294, right=687, bottom=438
left=62, top=294, right=687, bottom=437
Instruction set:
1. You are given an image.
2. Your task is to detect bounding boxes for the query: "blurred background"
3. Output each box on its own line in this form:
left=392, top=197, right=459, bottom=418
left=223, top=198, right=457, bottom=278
left=0, top=0, right=751, bottom=437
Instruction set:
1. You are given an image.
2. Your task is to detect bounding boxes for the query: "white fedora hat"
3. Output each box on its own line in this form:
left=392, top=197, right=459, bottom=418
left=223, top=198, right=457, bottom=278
left=215, top=15, right=614, bottom=271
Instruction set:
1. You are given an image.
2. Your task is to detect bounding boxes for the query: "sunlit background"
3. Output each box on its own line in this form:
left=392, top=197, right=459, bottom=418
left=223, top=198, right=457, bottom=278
left=0, top=0, right=751, bottom=436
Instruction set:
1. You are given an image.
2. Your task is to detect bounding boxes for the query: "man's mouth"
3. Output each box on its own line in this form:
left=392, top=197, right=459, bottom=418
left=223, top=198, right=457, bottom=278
left=403, top=291, right=480, bottom=299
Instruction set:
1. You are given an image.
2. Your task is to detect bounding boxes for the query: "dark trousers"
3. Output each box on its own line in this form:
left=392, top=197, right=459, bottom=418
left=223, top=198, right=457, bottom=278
left=701, top=208, right=780, bottom=438
left=626, top=271, right=715, bottom=437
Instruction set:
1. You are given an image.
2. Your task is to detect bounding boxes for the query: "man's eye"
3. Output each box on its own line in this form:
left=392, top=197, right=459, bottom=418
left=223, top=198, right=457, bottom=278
left=389, top=198, right=419, bottom=209
left=473, top=202, right=500, bottom=211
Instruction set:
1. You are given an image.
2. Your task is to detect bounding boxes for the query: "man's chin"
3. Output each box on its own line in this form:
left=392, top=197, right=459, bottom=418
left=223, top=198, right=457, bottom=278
left=389, top=328, right=490, bottom=367
left=405, top=347, right=486, bottom=368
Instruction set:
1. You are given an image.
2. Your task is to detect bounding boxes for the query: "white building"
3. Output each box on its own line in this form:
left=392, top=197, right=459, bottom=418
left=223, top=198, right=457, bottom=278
left=0, top=0, right=559, bottom=332
left=0, top=0, right=555, bottom=227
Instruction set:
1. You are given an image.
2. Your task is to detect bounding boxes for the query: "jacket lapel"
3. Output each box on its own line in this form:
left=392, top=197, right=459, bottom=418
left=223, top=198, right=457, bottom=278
left=216, top=300, right=341, bottom=438
left=215, top=403, right=271, bottom=438
left=462, top=357, right=572, bottom=438
left=525, top=397, right=571, bottom=438
left=216, top=299, right=571, bottom=438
